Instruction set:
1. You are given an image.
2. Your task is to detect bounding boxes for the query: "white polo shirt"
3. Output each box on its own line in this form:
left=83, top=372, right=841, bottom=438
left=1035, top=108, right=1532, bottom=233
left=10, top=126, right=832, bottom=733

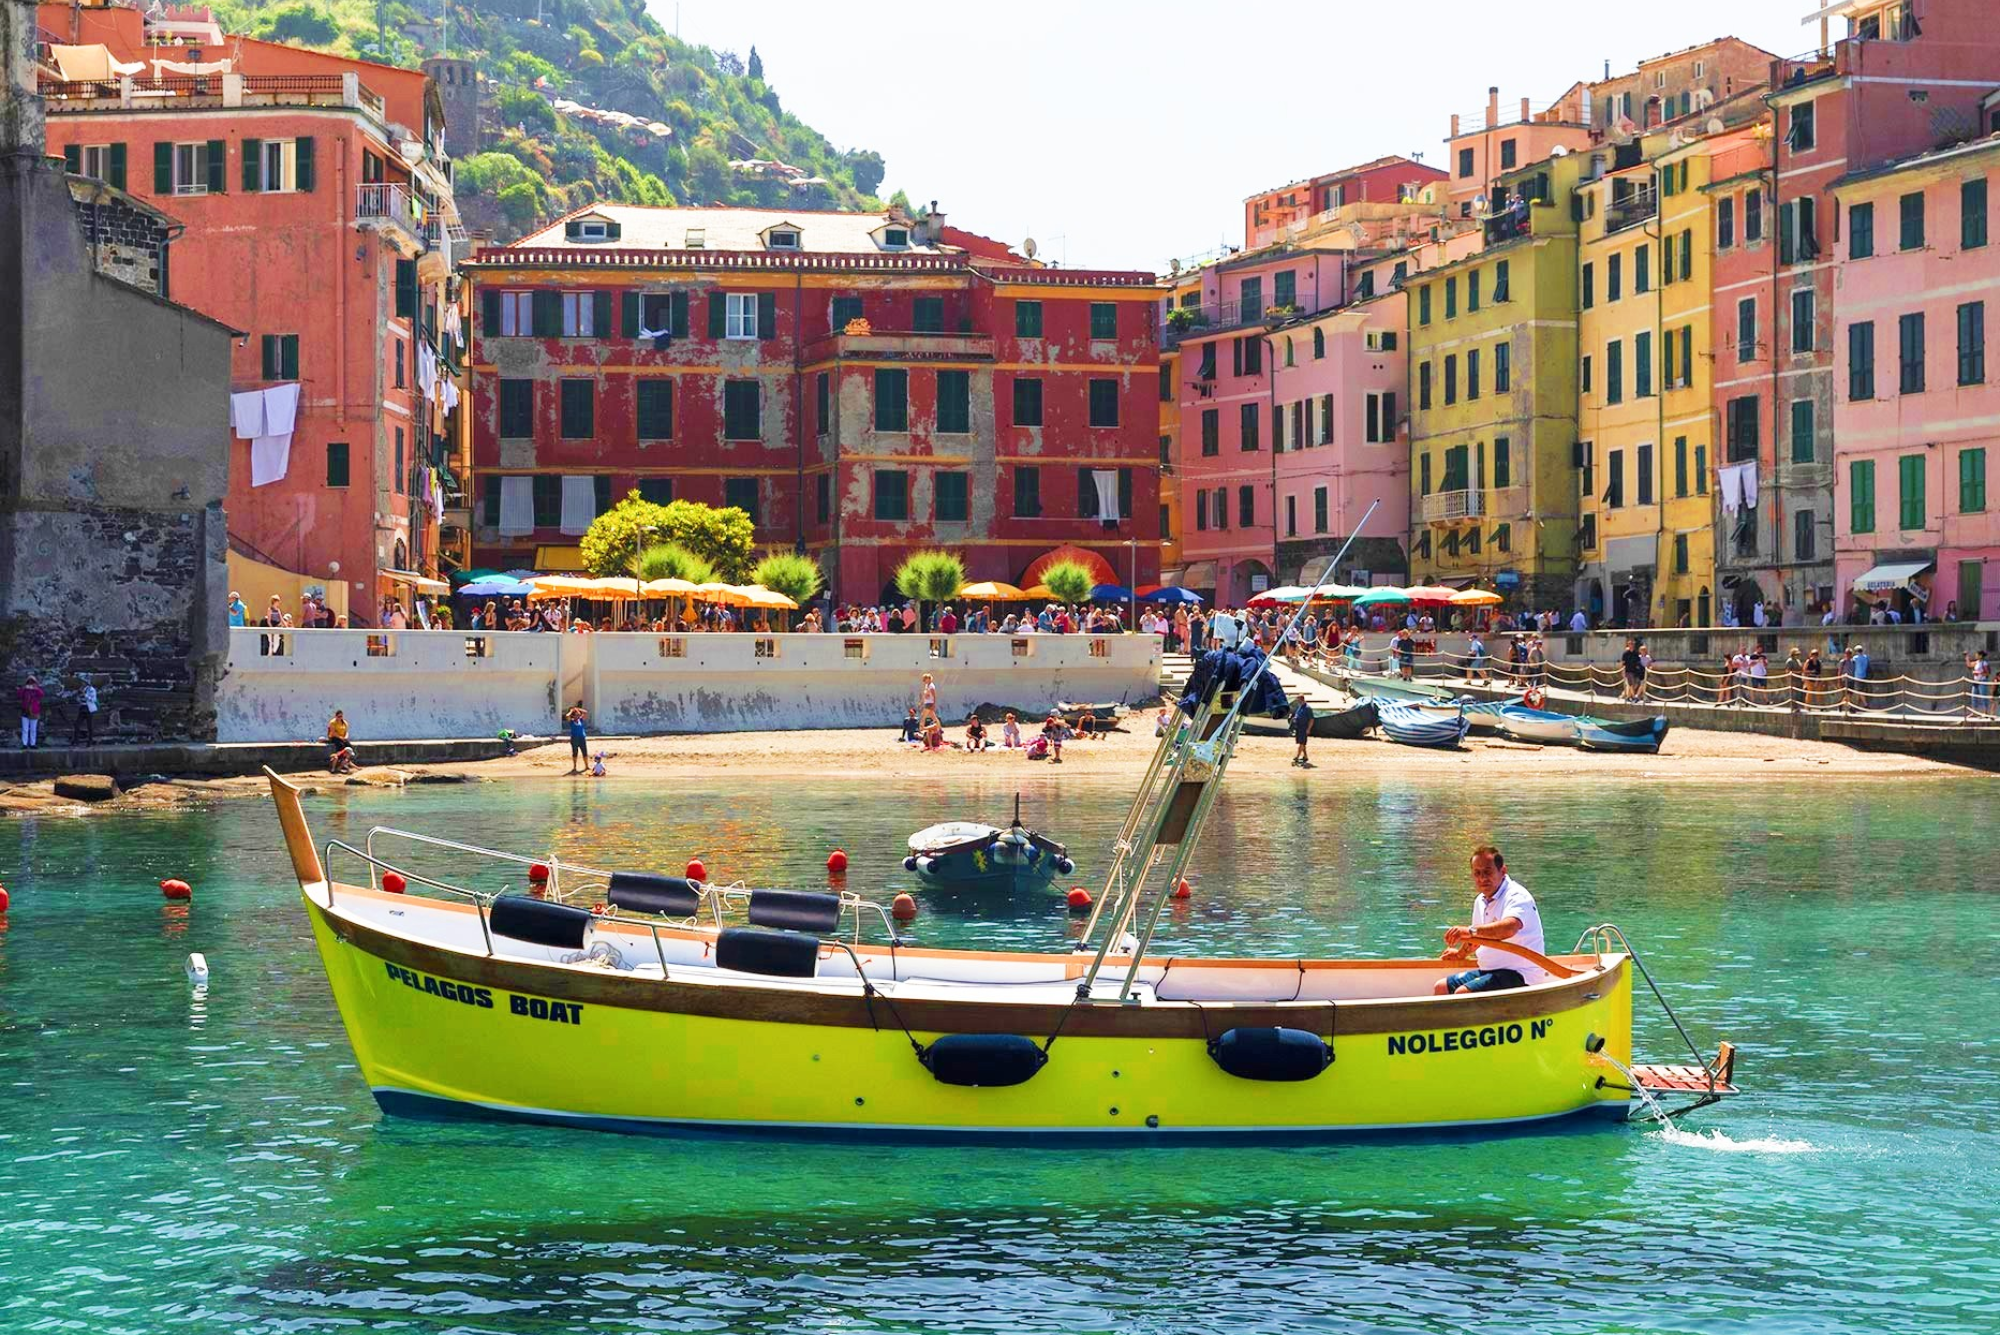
left=1210, top=612, right=1242, bottom=649
left=1472, top=875, right=1547, bottom=984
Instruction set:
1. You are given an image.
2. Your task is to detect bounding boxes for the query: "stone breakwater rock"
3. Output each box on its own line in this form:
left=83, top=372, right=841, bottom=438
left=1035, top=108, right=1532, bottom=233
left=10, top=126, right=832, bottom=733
left=52, top=774, right=118, bottom=802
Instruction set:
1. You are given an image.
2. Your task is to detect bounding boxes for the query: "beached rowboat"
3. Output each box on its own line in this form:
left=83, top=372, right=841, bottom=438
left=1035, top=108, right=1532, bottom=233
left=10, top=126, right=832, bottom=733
left=1496, top=705, right=1582, bottom=746
left=1576, top=715, right=1671, bottom=754
left=1373, top=702, right=1470, bottom=749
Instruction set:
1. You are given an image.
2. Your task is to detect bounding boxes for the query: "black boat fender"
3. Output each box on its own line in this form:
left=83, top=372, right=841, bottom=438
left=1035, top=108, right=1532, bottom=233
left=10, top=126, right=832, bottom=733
left=1207, top=1026, right=1335, bottom=1082
left=919, top=1033, right=1050, bottom=1087
left=488, top=896, right=592, bottom=950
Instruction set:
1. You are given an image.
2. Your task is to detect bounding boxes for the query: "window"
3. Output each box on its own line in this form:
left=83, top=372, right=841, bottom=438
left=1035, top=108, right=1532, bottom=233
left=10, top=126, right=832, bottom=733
left=1674, top=435, right=1689, bottom=496
left=1745, top=189, right=1763, bottom=242
left=1792, top=290, right=1815, bottom=354
left=1285, top=494, right=1297, bottom=537
left=1420, top=453, right=1433, bottom=496
left=1965, top=179, right=1989, bottom=250
left=1012, top=377, right=1044, bottom=426
left=1726, top=396, right=1759, bottom=462
left=1582, top=263, right=1595, bottom=310
left=393, top=429, right=405, bottom=494
left=1635, top=332, right=1653, bottom=398
left=1900, top=192, right=1926, bottom=250
left=1498, top=138, right=1518, bottom=170
left=874, top=368, right=908, bottom=431
left=935, top=470, right=969, bottom=522
left=1718, top=197, right=1735, bottom=249
left=532, top=474, right=560, bottom=528
left=496, top=290, right=532, bottom=336
left=636, top=379, right=674, bottom=438
left=67, top=142, right=126, bottom=189
left=1662, top=234, right=1676, bottom=287
left=1899, top=312, right=1926, bottom=394
left=1290, top=400, right=1304, bottom=451
left=1494, top=260, right=1510, bottom=302
left=1418, top=285, right=1433, bottom=326
left=1582, top=355, right=1593, bottom=394
left=1605, top=340, right=1623, bottom=405
left=1899, top=454, right=1925, bottom=530
left=815, top=371, right=830, bottom=435
left=1738, top=299, right=1758, bottom=361
left=1014, top=466, right=1041, bottom=517
left=1240, top=401, right=1260, bottom=451
left=1365, top=394, right=1380, bottom=444
left=1851, top=459, right=1876, bottom=533
left=1320, top=393, right=1334, bottom=443
left=873, top=469, right=909, bottom=521
left=937, top=370, right=970, bottom=433
left=639, top=477, right=675, bottom=506
left=1960, top=302, right=1987, bottom=385
left=1444, top=354, right=1458, bottom=406
left=1284, top=337, right=1295, bottom=369
left=767, top=228, right=800, bottom=250
left=260, top=333, right=299, bottom=381
left=1674, top=532, right=1690, bottom=574
left=499, top=379, right=533, bottom=438
left=1239, top=278, right=1263, bottom=320
left=1695, top=444, right=1707, bottom=493
left=1494, top=341, right=1511, bottom=393
left=1081, top=378, right=1119, bottom=429
left=1443, top=445, right=1469, bottom=493
left=242, top=136, right=311, bottom=193
left=1637, top=443, right=1654, bottom=504
left=1080, top=301, right=1117, bottom=340
left=1679, top=229, right=1693, bottom=283
left=831, top=295, right=863, bottom=331
left=560, top=291, right=599, bottom=338
left=1444, top=277, right=1458, bottom=319
left=1961, top=447, right=1988, bottom=513
left=1015, top=300, right=1043, bottom=339
left=1419, top=362, right=1433, bottom=410
left=1195, top=490, right=1208, bottom=531
left=558, top=379, right=593, bottom=439
left=1788, top=101, right=1816, bottom=152
left=1467, top=348, right=1482, bottom=401
left=1791, top=399, right=1815, bottom=464
left=1214, top=486, right=1229, bottom=529
left=1850, top=321, right=1876, bottom=400
left=881, top=227, right=909, bottom=249
left=1605, top=449, right=1625, bottom=508
left=723, top=379, right=761, bottom=440
left=1273, top=272, right=1295, bottom=308
left=721, top=291, right=759, bottom=340
left=1678, top=326, right=1693, bottom=388
left=325, top=440, right=349, bottom=488
left=1314, top=486, right=1329, bottom=533
left=1458, top=147, right=1474, bottom=177
left=1468, top=269, right=1482, bottom=312
left=1238, top=485, right=1255, bottom=528
left=1793, top=507, right=1816, bottom=562
left=1851, top=202, right=1875, bottom=259
left=1313, top=327, right=1326, bottom=360
left=1634, top=244, right=1651, bottom=295
left=911, top=296, right=944, bottom=333
left=160, top=139, right=222, bottom=195
left=1608, top=253, right=1623, bottom=303
left=724, top=477, right=760, bottom=524
left=393, top=338, right=405, bottom=389
left=1780, top=197, right=1819, bottom=264
left=1201, top=408, right=1219, bottom=456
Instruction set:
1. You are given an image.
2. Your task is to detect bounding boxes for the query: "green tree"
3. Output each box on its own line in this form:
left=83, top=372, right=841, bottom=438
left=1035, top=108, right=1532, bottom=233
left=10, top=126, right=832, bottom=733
left=749, top=551, right=823, bottom=606
left=496, top=181, right=540, bottom=230
left=657, top=499, right=756, bottom=580
left=580, top=492, right=671, bottom=577
left=634, top=542, right=715, bottom=584
left=1040, top=560, right=1095, bottom=606
left=893, top=550, right=966, bottom=628
left=844, top=149, right=886, bottom=196
left=684, top=142, right=730, bottom=202
left=266, top=4, right=339, bottom=46
left=747, top=45, right=763, bottom=80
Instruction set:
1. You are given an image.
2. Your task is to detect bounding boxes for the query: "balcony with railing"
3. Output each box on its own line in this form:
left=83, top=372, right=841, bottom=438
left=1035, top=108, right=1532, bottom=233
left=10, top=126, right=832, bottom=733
left=356, top=182, right=427, bottom=247
left=1605, top=184, right=1659, bottom=235
left=39, top=70, right=386, bottom=126
left=1421, top=489, right=1486, bottom=524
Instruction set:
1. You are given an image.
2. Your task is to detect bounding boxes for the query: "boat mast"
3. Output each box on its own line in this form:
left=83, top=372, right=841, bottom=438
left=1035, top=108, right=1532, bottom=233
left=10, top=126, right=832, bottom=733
left=1075, top=504, right=1379, bottom=1001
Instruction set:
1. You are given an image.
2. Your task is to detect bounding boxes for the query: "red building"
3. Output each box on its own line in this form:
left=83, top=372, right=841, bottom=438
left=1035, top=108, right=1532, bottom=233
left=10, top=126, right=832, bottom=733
left=462, top=206, right=1163, bottom=601
left=1243, top=156, right=1445, bottom=250
left=37, top=2, right=464, bottom=618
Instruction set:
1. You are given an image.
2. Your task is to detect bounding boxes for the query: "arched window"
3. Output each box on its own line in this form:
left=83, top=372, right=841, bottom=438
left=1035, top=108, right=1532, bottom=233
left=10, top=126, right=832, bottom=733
left=394, top=538, right=408, bottom=571
left=1697, top=586, right=1712, bottom=628
left=1313, top=328, right=1326, bottom=360
left=1284, top=336, right=1295, bottom=368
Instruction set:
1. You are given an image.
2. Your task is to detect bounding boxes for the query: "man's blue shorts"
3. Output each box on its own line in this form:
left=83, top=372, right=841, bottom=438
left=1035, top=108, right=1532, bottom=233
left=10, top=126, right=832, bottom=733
left=1444, top=968, right=1527, bottom=993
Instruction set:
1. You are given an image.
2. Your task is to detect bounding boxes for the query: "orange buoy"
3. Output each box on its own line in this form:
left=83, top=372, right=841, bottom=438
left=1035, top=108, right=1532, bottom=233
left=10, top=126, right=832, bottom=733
left=381, top=872, right=407, bottom=894
left=891, top=893, right=918, bottom=921
left=685, top=858, right=707, bottom=882
left=159, top=878, right=192, bottom=901
left=528, top=862, right=551, bottom=883
left=1172, top=878, right=1192, bottom=900
left=1066, top=887, right=1092, bottom=912
left=826, top=848, right=849, bottom=874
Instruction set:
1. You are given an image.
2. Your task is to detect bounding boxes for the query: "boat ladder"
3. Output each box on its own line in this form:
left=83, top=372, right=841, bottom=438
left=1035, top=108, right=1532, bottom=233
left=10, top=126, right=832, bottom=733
left=1578, top=922, right=1743, bottom=1120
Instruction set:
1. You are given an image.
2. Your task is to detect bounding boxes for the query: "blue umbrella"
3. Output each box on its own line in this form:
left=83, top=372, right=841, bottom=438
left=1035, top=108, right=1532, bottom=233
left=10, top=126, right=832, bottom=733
left=460, top=578, right=536, bottom=597
left=1141, top=586, right=1203, bottom=605
left=1091, top=583, right=1135, bottom=602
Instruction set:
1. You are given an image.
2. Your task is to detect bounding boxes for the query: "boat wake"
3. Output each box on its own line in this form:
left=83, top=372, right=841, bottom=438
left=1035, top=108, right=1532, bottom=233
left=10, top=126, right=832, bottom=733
left=1655, top=1124, right=1816, bottom=1154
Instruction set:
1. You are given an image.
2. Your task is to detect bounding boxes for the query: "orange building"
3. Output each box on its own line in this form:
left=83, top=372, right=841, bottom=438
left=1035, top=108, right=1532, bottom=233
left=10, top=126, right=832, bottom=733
left=37, top=2, right=465, bottom=619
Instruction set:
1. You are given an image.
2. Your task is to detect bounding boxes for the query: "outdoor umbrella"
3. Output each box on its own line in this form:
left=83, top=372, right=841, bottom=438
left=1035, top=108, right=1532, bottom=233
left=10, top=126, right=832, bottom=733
left=1308, top=583, right=1372, bottom=601
left=1140, top=587, right=1203, bottom=605
left=459, top=578, right=535, bottom=597
left=1449, top=589, right=1504, bottom=607
left=1018, top=584, right=1056, bottom=601
left=1403, top=584, right=1463, bottom=603
left=1352, top=587, right=1412, bottom=608
left=1249, top=586, right=1310, bottom=606
left=1090, top=583, right=1136, bottom=601
left=958, top=580, right=1026, bottom=600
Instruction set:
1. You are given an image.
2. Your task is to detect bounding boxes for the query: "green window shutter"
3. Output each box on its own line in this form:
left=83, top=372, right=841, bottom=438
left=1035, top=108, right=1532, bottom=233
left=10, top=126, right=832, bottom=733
left=707, top=292, right=727, bottom=339
left=63, top=144, right=80, bottom=174
left=593, top=291, right=612, bottom=340
left=532, top=289, right=561, bottom=337
left=282, top=336, right=299, bottom=381
left=622, top=291, right=640, bottom=338
left=242, top=137, right=262, bottom=192
left=483, top=477, right=502, bottom=527
left=757, top=291, right=777, bottom=339
left=107, top=142, right=126, bottom=190
left=481, top=288, right=502, bottom=336
left=206, top=139, right=226, bottom=193
left=295, top=137, right=314, bottom=192
left=260, top=335, right=277, bottom=380
left=594, top=475, right=612, bottom=515
left=153, top=141, right=173, bottom=193
left=670, top=292, right=689, bottom=337
left=395, top=259, right=416, bottom=319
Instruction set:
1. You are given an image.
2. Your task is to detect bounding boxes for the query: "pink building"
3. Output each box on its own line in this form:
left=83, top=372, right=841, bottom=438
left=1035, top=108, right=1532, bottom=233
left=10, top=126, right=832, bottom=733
left=1168, top=247, right=1350, bottom=602
left=1832, top=133, right=2000, bottom=622
left=1243, top=155, right=1446, bottom=251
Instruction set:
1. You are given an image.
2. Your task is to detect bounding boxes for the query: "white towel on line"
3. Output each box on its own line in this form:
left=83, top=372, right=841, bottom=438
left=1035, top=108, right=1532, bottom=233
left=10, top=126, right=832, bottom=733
left=230, top=390, right=266, bottom=439
left=1719, top=463, right=1745, bottom=515
left=1740, top=463, right=1759, bottom=511
left=249, top=434, right=292, bottom=487
left=559, top=475, right=598, bottom=536
left=498, top=476, right=536, bottom=535
left=263, top=382, right=300, bottom=435
left=1091, top=468, right=1121, bottom=521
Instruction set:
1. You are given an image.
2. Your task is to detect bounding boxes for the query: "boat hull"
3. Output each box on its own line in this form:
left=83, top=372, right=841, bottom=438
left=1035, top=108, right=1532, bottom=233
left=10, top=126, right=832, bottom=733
left=305, top=889, right=1636, bottom=1142
left=1376, top=705, right=1470, bottom=749
left=1496, top=707, right=1582, bottom=746
left=1576, top=717, right=1670, bottom=754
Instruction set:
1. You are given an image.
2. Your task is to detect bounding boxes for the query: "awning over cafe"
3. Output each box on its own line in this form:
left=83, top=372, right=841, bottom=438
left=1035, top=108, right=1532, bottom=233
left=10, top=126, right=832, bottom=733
left=1851, top=560, right=1934, bottom=594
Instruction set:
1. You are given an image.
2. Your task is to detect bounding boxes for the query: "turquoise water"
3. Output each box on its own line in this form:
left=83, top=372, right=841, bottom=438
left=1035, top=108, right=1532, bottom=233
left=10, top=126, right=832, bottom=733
left=2, top=773, right=1997, bottom=1334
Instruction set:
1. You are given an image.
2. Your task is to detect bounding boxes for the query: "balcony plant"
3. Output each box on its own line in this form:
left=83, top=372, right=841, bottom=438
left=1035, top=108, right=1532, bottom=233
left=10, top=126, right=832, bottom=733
left=1166, top=307, right=1197, bottom=334
left=1262, top=303, right=1298, bottom=328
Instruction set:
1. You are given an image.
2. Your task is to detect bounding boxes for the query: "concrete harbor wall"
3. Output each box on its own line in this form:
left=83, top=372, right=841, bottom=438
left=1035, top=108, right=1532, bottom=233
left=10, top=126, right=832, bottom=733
left=215, top=629, right=1162, bottom=743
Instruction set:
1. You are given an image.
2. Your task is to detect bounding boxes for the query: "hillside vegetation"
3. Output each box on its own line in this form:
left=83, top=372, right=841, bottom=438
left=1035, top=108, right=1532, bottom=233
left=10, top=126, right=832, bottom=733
left=208, top=0, right=897, bottom=237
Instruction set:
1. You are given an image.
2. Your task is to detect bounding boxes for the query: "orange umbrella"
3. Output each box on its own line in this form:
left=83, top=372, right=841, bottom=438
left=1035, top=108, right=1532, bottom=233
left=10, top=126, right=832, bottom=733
left=1449, top=589, right=1503, bottom=607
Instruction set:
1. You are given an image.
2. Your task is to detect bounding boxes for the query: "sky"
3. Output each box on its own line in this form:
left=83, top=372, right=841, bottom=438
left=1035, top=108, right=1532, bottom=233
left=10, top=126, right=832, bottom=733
left=654, top=0, right=1821, bottom=274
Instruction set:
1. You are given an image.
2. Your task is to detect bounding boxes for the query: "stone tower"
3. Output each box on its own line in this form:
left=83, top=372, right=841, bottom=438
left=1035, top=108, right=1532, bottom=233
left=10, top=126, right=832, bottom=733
left=423, top=57, right=481, bottom=160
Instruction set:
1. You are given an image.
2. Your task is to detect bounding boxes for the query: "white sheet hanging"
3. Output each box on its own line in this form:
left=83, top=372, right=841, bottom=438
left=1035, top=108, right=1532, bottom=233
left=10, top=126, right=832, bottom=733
left=1740, top=464, right=1759, bottom=511
left=249, top=434, right=292, bottom=486
left=1719, top=463, right=1747, bottom=515
left=230, top=390, right=267, bottom=439
left=152, top=57, right=233, bottom=76
left=262, top=382, right=300, bottom=435
left=559, top=475, right=598, bottom=536
left=1091, top=468, right=1121, bottom=521
left=498, top=476, right=536, bottom=536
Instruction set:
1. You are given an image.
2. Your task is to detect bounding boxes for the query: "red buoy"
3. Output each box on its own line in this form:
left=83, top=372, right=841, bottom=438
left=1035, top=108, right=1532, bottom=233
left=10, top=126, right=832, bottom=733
left=891, top=893, right=918, bottom=921
left=0, top=885, right=9, bottom=913
left=160, top=878, right=192, bottom=901
left=1066, top=887, right=1092, bottom=912
left=826, top=848, right=849, bottom=874
left=1172, top=878, right=1192, bottom=900
left=685, top=858, right=707, bottom=883
left=381, top=871, right=407, bottom=894
left=528, top=862, right=551, bottom=883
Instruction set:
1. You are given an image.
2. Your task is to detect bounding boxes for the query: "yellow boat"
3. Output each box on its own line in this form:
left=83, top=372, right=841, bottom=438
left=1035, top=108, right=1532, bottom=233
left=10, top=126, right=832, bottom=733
left=267, top=772, right=1733, bottom=1142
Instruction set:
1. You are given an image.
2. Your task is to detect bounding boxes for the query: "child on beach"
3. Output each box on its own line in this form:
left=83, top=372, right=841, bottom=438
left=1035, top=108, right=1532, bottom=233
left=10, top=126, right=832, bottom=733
left=1040, top=713, right=1071, bottom=764
left=900, top=707, right=921, bottom=743
left=965, top=716, right=989, bottom=752
left=1002, top=712, right=1022, bottom=748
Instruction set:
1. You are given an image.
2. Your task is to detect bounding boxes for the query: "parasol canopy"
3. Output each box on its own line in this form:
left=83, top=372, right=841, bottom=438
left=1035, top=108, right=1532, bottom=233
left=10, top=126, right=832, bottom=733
left=1139, top=586, right=1204, bottom=605
left=1018, top=584, right=1056, bottom=601
left=1248, top=586, right=1310, bottom=606
left=692, top=582, right=751, bottom=606
left=458, top=578, right=535, bottom=597
left=738, top=584, right=799, bottom=610
left=1402, top=584, right=1463, bottom=603
left=1449, top=588, right=1504, bottom=607
left=958, top=580, right=1026, bottom=600
left=1352, top=587, right=1412, bottom=608
left=1090, top=583, right=1136, bottom=602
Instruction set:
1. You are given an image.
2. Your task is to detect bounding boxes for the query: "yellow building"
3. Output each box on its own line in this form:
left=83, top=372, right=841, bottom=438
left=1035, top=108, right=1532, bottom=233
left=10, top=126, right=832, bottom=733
left=1407, top=154, right=1585, bottom=610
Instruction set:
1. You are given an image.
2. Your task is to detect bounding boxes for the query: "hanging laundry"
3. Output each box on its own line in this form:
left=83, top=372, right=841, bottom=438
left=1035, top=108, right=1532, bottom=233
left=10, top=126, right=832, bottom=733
left=498, top=476, right=536, bottom=536
left=559, top=475, right=598, bottom=536
left=263, top=382, right=300, bottom=435
left=250, top=434, right=292, bottom=487
left=230, top=390, right=267, bottom=439
left=1739, top=464, right=1759, bottom=511
left=1091, top=469, right=1121, bottom=522
left=1718, top=463, right=1746, bottom=515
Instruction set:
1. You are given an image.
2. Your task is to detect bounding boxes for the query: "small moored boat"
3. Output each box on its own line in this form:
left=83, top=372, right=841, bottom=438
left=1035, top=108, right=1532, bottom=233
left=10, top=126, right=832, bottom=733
left=904, top=798, right=1075, bottom=892
left=1461, top=698, right=1521, bottom=733
left=1375, top=702, right=1470, bottom=749
left=1335, top=673, right=1457, bottom=704
left=1576, top=715, right=1671, bottom=754
left=1496, top=705, right=1582, bottom=746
